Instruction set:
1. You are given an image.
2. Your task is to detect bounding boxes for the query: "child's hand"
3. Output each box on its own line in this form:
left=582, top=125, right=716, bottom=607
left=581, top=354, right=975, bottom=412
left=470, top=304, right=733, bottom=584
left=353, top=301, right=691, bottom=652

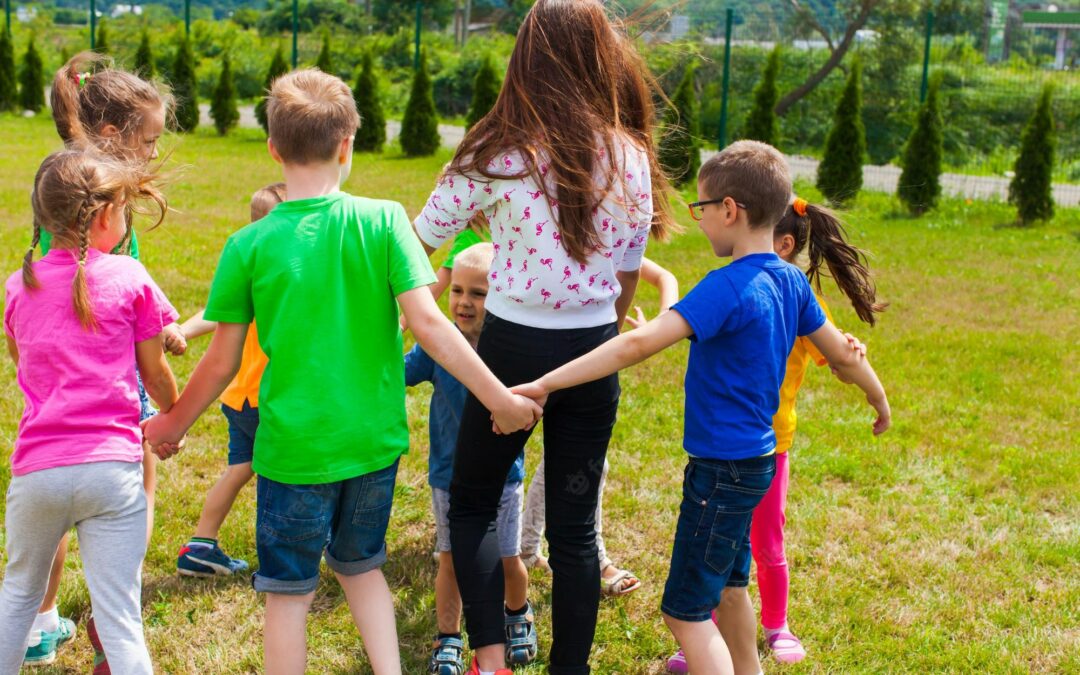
left=162, top=322, right=188, bottom=356
left=624, top=306, right=648, bottom=330
left=868, top=394, right=891, bottom=435
left=142, top=412, right=185, bottom=453
left=510, top=381, right=548, bottom=408
left=491, top=393, right=543, bottom=435
left=149, top=434, right=186, bottom=460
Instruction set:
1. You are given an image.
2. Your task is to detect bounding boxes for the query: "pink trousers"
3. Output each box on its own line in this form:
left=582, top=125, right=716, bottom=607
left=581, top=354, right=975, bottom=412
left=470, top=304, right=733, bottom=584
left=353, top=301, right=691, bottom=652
left=750, top=451, right=790, bottom=630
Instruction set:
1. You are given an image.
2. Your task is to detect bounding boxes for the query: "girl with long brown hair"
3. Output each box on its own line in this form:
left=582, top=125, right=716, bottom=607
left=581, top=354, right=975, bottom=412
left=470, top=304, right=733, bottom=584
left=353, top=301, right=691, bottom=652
left=412, top=1, right=674, bottom=673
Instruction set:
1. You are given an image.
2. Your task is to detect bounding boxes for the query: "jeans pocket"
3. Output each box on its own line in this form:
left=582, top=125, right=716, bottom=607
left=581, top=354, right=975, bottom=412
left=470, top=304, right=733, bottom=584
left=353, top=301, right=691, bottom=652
left=351, top=461, right=398, bottom=529
left=704, top=530, right=741, bottom=576
left=258, top=509, right=328, bottom=544
left=682, top=462, right=715, bottom=537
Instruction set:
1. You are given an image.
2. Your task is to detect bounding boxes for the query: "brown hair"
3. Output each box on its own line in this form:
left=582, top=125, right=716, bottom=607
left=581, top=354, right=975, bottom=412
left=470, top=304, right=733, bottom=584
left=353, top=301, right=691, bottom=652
left=775, top=201, right=887, bottom=325
left=26, top=150, right=167, bottom=330
left=446, top=0, right=676, bottom=265
left=250, top=183, right=287, bottom=222
left=267, top=69, right=360, bottom=165
left=698, top=140, right=791, bottom=230
left=52, top=52, right=173, bottom=158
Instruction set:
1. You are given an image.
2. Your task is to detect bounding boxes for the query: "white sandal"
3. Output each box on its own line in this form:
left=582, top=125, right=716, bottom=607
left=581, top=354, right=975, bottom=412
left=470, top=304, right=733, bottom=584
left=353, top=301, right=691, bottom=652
left=600, top=566, right=641, bottom=596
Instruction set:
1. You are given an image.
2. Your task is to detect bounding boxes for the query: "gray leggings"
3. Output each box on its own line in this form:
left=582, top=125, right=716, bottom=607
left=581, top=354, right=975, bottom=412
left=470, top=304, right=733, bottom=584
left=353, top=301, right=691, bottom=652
left=0, top=461, right=151, bottom=675
left=521, top=456, right=611, bottom=570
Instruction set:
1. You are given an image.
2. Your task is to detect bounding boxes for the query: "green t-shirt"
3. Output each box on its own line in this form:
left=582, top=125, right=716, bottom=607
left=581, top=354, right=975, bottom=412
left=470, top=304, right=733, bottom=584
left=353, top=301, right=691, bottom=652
left=441, top=228, right=488, bottom=269
left=204, top=192, right=436, bottom=484
left=39, top=227, right=140, bottom=259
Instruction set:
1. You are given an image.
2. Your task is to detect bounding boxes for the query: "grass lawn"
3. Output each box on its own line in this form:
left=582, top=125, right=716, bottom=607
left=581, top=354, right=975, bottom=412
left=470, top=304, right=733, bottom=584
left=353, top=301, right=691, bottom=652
left=0, top=115, right=1077, bottom=674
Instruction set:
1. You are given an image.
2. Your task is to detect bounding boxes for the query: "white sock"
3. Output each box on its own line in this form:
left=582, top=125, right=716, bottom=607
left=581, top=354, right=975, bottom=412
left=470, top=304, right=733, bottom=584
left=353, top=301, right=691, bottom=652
left=32, top=607, right=60, bottom=634
left=764, top=623, right=789, bottom=637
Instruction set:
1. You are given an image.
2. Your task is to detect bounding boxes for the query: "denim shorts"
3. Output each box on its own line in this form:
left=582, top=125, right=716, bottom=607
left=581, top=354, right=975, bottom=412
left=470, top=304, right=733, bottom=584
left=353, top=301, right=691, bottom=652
left=661, top=454, right=776, bottom=622
left=136, top=371, right=156, bottom=422
left=221, top=401, right=259, bottom=466
left=252, top=457, right=399, bottom=595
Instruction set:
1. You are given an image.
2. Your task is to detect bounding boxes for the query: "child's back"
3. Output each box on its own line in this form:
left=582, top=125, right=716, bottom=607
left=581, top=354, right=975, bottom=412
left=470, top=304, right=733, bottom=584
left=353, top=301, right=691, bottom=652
left=207, top=193, right=432, bottom=483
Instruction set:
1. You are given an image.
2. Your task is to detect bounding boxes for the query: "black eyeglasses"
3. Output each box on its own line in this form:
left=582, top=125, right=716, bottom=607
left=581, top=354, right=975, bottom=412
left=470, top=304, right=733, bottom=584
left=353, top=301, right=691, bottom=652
left=688, top=198, right=748, bottom=221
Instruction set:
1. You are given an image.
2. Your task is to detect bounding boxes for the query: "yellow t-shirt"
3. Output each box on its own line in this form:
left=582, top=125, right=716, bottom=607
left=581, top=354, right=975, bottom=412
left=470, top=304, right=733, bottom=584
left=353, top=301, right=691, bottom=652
left=219, top=321, right=268, bottom=410
left=772, top=295, right=834, bottom=454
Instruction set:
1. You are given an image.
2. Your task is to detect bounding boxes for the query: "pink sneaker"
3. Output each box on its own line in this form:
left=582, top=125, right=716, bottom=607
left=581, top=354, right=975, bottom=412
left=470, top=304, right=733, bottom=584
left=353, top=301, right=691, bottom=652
left=766, top=630, right=807, bottom=664
left=666, top=649, right=688, bottom=673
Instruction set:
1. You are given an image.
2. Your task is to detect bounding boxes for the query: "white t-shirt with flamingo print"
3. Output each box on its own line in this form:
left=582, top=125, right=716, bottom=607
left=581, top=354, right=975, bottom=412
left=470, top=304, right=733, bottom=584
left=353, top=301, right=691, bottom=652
left=414, top=136, right=653, bottom=330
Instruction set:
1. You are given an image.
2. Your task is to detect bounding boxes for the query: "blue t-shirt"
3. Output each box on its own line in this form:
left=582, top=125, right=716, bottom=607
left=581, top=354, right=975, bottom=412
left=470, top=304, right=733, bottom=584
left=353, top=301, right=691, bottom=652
left=672, top=253, right=827, bottom=460
left=404, top=343, right=526, bottom=490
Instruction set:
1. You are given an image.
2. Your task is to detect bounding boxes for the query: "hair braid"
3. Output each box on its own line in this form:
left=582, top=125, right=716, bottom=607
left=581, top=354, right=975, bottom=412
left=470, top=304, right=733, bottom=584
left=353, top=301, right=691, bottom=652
left=22, top=223, right=41, bottom=290
left=71, top=215, right=97, bottom=331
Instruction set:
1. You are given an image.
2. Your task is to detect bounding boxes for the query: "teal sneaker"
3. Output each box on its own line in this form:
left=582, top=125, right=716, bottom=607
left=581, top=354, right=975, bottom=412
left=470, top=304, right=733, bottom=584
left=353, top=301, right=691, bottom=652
left=23, top=617, right=76, bottom=666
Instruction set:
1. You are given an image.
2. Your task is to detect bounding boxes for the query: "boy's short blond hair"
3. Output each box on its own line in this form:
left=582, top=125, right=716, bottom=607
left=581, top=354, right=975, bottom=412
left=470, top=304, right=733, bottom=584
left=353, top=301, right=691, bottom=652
left=267, top=69, right=360, bottom=165
left=698, top=140, right=791, bottom=230
left=251, top=183, right=287, bottom=222
left=452, top=242, right=494, bottom=274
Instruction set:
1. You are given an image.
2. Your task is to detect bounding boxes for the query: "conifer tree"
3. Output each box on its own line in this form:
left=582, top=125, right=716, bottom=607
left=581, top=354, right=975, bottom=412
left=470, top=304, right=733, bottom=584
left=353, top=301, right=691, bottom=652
left=19, top=38, right=45, bottom=113
left=465, top=54, right=500, bottom=130
left=817, top=59, right=866, bottom=206
left=0, top=28, right=17, bottom=112
left=898, top=77, right=943, bottom=215
left=743, top=46, right=780, bottom=147
left=400, top=49, right=440, bottom=157
left=171, top=36, right=199, bottom=132
left=211, top=53, right=239, bottom=135
left=256, top=46, right=289, bottom=135
left=134, top=31, right=155, bottom=80
left=1009, top=85, right=1055, bottom=225
left=354, top=51, right=386, bottom=152
left=658, top=63, right=700, bottom=188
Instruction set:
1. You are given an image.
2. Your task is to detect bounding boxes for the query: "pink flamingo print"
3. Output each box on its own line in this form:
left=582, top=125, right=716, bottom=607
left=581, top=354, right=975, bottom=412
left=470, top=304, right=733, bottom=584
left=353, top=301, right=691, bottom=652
left=467, top=202, right=478, bottom=211
left=535, top=221, right=547, bottom=236
left=453, top=195, right=462, bottom=209
left=553, top=298, right=569, bottom=310
left=567, top=283, right=581, bottom=294
left=507, top=276, right=515, bottom=288
left=540, top=258, right=554, bottom=271
left=588, top=272, right=600, bottom=287
left=496, top=285, right=503, bottom=292
left=601, top=279, right=610, bottom=288
left=539, top=163, right=550, bottom=177
left=541, top=288, right=552, bottom=304
left=602, top=251, right=614, bottom=259
left=523, top=206, right=531, bottom=220
left=525, top=276, right=539, bottom=290
left=578, top=263, right=586, bottom=274
left=601, top=218, right=612, bottom=232
left=511, top=225, right=523, bottom=237
left=561, top=266, right=572, bottom=283
left=483, top=185, right=494, bottom=195
left=503, top=155, right=514, bottom=171
left=508, top=240, right=516, bottom=252
left=448, top=176, right=455, bottom=188
left=519, top=259, right=528, bottom=273
left=527, top=247, right=538, bottom=256
left=493, top=243, right=501, bottom=254
left=579, top=298, right=597, bottom=307
left=468, top=180, right=476, bottom=196
left=614, top=238, right=625, bottom=248
left=505, top=259, right=513, bottom=271
left=528, top=189, right=543, bottom=200
left=503, top=189, right=516, bottom=202
left=552, top=231, right=562, bottom=244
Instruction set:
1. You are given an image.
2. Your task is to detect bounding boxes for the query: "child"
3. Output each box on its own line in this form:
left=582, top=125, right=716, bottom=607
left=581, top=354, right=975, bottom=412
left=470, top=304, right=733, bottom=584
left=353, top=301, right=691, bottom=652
left=666, top=196, right=883, bottom=671
left=143, top=69, right=540, bottom=675
left=412, top=2, right=675, bottom=671
left=20, top=52, right=181, bottom=669
left=0, top=149, right=179, bottom=674
left=519, top=256, right=680, bottom=595
left=405, top=243, right=535, bottom=673
left=170, top=183, right=286, bottom=577
left=511, top=141, right=891, bottom=675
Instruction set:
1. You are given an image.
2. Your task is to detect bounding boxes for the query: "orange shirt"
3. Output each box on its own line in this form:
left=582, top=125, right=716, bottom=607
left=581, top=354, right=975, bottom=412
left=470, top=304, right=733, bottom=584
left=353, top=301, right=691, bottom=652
left=772, top=295, right=833, bottom=454
left=219, top=321, right=268, bottom=410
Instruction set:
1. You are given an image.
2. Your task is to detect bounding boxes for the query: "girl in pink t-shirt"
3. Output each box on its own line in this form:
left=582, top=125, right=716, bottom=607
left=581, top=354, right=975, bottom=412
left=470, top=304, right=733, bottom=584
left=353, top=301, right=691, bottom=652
left=0, top=150, right=180, bottom=674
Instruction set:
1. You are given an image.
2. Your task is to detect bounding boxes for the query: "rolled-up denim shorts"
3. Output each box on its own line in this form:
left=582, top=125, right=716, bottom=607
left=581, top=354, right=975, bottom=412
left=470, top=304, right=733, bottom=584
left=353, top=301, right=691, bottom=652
left=661, top=454, right=776, bottom=622
left=253, top=457, right=399, bottom=595
left=221, top=401, right=259, bottom=466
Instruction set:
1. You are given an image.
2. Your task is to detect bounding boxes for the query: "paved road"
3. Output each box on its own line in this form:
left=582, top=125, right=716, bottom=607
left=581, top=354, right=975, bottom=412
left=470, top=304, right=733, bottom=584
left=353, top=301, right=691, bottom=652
left=207, top=104, right=1079, bottom=207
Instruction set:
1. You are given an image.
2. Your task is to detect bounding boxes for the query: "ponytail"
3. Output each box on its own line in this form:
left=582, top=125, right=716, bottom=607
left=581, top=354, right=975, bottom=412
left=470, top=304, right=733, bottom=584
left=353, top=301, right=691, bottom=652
left=22, top=223, right=41, bottom=290
left=51, top=52, right=98, bottom=147
left=802, top=202, right=886, bottom=325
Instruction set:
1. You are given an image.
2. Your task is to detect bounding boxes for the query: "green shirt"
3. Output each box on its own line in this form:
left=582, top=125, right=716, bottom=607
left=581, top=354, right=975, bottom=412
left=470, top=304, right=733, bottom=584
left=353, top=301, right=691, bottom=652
left=441, top=228, right=488, bottom=269
left=39, top=227, right=140, bottom=259
left=204, top=192, right=436, bottom=484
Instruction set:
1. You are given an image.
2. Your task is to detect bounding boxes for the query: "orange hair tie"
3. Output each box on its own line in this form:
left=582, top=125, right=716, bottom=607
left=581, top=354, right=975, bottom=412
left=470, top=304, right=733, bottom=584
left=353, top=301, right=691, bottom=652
left=793, top=197, right=808, bottom=217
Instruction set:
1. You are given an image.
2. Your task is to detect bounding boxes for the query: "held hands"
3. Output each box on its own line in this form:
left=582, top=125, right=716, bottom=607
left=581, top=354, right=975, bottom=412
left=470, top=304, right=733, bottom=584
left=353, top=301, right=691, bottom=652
left=162, top=322, right=188, bottom=356
left=491, top=392, right=544, bottom=435
left=141, top=413, right=187, bottom=460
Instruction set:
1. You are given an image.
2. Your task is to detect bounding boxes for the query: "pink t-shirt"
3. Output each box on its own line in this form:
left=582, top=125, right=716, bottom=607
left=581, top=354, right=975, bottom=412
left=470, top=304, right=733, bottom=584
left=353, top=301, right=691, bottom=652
left=4, top=248, right=178, bottom=476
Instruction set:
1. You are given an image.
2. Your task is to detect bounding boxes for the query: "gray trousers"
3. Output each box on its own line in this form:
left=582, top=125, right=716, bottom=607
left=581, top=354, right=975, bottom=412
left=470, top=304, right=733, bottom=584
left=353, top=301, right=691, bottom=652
left=520, top=456, right=611, bottom=569
left=0, top=461, right=151, bottom=675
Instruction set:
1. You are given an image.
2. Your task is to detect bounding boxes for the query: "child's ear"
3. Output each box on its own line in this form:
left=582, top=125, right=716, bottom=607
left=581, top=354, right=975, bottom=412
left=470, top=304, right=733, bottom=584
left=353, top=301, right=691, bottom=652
left=99, top=124, right=120, bottom=140
left=92, top=203, right=113, bottom=232
left=267, top=138, right=284, bottom=165
left=339, top=136, right=354, bottom=164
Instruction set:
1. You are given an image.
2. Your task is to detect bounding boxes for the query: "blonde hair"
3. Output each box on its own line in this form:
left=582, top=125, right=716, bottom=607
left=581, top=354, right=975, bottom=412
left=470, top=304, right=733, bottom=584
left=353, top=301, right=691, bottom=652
left=26, top=150, right=167, bottom=330
left=267, top=69, right=360, bottom=165
left=250, top=183, right=287, bottom=222
left=452, top=242, right=494, bottom=274
left=52, top=52, right=173, bottom=158
left=698, top=141, right=792, bottom=230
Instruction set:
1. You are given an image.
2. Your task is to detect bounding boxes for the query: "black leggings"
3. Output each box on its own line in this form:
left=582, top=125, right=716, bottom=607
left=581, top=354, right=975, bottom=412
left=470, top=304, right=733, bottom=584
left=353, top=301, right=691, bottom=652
left=449, top=313, right=620, bottom=675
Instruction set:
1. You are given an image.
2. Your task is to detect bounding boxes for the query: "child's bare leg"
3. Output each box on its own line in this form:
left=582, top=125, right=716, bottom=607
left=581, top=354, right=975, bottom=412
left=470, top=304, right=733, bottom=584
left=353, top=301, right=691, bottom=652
left=142, top=444, right=157, bottom=542
left=336, top=569, right=402, bottom=675
left=435, top=552, right=462, bottom=635
left=37, top=533, right=69, bottom=615
left=714, top=587, right=762, bottom=675
left=502, top=555, right=528, bottom=610
left=193, top=463, right=255, bottom=540
left=663, top=612, right=734, bottom=675
left=264, top=591, right=315, bottom=675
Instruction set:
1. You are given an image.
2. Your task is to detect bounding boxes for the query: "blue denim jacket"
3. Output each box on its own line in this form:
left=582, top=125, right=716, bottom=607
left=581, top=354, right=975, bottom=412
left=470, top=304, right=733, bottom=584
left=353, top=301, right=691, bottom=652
left=405, top=343, right=526, bottom=491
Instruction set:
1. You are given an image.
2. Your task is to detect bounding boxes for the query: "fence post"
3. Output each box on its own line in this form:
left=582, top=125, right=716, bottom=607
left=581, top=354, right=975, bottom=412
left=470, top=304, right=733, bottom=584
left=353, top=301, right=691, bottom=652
left=920, top=10, right=933, bottom=103
left=90, top=0, right=96, bottom=50
left=4, top=0, right=10, bottom=34
left=291, top=0, right=298, bottom=68
left=414, top=1, right=422, bottom=70
left=718, top=7, right=733, bottom=149
left=184, top=0, right=191, bottom=36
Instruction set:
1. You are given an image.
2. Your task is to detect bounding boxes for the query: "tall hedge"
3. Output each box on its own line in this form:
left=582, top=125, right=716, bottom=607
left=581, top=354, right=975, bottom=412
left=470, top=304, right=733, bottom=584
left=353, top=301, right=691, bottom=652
left=465, top=54, right=500, bottom=130
left=817, top=59, right=866, bottom=207
left=95, top=20, right=109, bottom=54
left=0, top=29, right=16, bottom=112
left=898, top=78, right=943, bottom=215
left=1009, top=85, right=1055, bottom=225
left=658, top=63, right=700, bottom=188
left=743, top=46, right=780, bottom=147
left=256, top=46, right=290, bottom=135
left=354, top=51, right=386, bottom=152
left=315, top=33, right=333, bottom=74
left=171, top=36, right=199, bottom=132
left=211, top=53, right=239, bottom=135
left=134, top=32, right=155, bottom=80
left=18, top=38, right=45, bottom=113
left=400, top=49, right=440, bottom=157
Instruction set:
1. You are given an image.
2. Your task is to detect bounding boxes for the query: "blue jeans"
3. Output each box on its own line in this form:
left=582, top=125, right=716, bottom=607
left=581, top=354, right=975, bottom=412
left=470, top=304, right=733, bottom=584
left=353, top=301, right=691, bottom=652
left=252, top=458, right=399, bottom=595
left=221, top=401, right=259, bottom=465
left=661, top=455, right=776, bottom=622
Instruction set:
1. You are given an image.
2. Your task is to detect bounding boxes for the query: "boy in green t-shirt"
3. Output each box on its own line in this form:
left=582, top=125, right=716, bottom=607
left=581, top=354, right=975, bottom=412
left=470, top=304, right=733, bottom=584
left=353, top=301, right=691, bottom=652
left=144, top=69, right=541, bottom=674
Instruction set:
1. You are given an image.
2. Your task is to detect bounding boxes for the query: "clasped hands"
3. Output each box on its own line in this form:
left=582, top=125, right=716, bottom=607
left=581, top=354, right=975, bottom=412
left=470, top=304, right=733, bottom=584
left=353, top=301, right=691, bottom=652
left=491, top=382, right=549, bottom=435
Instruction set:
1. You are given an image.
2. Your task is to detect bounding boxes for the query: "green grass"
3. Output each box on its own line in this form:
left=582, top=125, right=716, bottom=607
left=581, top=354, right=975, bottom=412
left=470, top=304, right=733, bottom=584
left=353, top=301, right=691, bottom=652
left=1, top=114, right=1078, bottom=673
